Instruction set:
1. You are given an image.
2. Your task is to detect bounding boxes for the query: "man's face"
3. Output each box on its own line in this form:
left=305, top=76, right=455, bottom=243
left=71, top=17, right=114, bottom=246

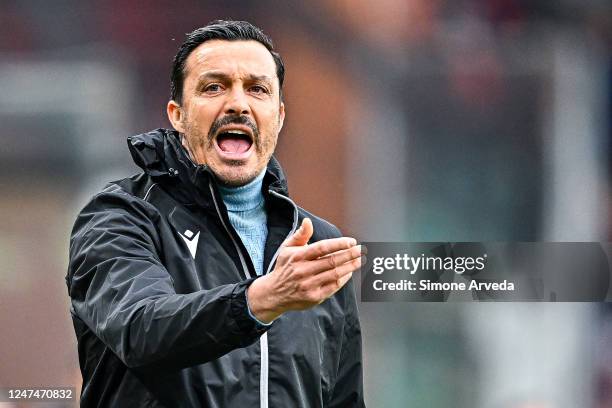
left=167, top=39, right=285, bottom=186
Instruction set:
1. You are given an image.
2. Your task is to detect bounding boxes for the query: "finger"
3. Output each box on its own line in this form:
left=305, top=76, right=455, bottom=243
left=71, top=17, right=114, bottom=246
left=282, top=218, right=313, bottom=248
left=319, top=243, right=367, bottom=260
left=301, top=236, right=357, bottom=261
left=303, top=245, right=365, bottom=275
left=307, top=255, right=364, bottom=289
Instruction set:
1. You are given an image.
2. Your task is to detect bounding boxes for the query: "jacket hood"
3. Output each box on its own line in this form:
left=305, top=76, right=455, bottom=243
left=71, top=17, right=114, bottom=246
left=127, top=128, right=290, bottom=197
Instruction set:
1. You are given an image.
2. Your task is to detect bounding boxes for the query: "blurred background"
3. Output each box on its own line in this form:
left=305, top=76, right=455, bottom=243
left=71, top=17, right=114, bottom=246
left=0, top=0, right=611, bottom=407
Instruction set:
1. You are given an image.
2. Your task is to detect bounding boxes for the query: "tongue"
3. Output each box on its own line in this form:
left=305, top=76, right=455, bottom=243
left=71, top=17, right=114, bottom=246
left=218, top=138, right=251, bottom=153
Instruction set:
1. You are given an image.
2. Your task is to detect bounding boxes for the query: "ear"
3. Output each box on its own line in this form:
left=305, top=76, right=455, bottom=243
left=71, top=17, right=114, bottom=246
left=167, top=100, right=186, bottom=133
left=278, top=101, right=285, bottom=132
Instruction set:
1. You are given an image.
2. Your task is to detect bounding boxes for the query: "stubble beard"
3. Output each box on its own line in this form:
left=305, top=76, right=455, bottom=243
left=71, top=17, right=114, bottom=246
left=182, top=114, right=280, bottom=187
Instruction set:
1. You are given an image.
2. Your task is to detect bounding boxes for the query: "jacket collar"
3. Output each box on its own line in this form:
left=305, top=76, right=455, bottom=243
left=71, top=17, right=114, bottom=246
left=127, top=128, right=290, bottom=206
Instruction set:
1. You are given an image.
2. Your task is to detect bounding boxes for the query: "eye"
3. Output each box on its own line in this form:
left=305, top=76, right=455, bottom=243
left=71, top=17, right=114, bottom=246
left=249, top=85, right=269, bottom=94
left=203, top=83, right=223, bottom=93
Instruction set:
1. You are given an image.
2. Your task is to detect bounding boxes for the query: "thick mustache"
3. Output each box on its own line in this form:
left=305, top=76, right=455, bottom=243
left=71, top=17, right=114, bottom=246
left=208, top=115, right=259, bottom=143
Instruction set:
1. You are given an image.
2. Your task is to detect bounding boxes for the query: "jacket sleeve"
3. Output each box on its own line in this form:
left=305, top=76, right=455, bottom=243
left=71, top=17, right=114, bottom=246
left=328, top=277, right=366, bottom=407
left=66, top=189, right=269, bottom=373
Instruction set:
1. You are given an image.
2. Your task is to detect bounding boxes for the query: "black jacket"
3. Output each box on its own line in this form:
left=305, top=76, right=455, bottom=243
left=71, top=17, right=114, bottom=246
left=66, top=129, right=364, bottom=407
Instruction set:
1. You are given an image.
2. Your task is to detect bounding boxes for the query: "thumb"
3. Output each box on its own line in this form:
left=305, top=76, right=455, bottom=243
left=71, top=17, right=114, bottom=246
left=282, top=218, right=313, bottom=247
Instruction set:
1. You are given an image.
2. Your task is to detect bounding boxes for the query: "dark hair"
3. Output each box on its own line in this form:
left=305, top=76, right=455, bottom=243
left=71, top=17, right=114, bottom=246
left=170, top=20, right=285, bottom=104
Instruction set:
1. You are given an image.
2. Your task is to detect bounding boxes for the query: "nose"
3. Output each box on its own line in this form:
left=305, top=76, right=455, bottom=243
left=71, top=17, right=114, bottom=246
left=224, top=87, right=250, bottom=116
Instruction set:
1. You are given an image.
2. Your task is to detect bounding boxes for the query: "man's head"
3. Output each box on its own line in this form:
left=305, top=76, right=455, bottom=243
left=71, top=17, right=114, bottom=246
left=167, top=20, right=285, bottom=186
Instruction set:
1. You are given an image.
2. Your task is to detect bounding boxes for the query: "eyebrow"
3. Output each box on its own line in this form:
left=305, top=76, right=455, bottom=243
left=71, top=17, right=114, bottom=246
left=196, top=71, right=275, bottom=85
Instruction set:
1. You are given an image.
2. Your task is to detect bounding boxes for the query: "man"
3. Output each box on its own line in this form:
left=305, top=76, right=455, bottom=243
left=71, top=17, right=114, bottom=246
left=66, top=20, right=365, bottom=407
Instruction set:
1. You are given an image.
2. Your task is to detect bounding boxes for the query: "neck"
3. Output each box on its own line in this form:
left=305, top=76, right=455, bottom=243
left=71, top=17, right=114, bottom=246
left=217, top=169, right=266, bottom=211
left=180, top=133, right=198, bottom=163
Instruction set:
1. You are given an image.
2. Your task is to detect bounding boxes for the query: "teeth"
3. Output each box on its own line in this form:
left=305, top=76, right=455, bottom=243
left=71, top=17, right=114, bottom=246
left=224, top=129, right=248, bottom=135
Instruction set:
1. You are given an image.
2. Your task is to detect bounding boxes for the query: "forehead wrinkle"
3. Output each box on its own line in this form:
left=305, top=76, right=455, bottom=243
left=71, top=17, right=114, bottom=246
left=184, top=40, right=277, bottom=86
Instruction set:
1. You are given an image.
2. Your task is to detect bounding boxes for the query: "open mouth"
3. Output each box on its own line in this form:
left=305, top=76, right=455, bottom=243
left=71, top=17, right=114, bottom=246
left=216, top=129, right=253, bottom=155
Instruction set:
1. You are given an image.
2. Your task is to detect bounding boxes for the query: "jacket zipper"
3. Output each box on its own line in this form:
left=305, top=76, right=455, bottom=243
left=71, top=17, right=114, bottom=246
left=260, top=189, right=299, bottom=408
left=208, top=181, right=252, bottom=279
left=265, top=190, right=299, bottom=274
left=210, top=181, right=298, bottom=408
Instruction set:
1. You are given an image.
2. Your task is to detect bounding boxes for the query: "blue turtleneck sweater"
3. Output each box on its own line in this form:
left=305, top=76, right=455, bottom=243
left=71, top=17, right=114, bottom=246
left=217, top=170, right=268, bottom=277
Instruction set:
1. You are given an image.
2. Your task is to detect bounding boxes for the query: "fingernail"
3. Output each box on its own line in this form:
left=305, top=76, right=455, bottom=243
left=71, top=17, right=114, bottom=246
left=360, top=255, right=367, bottom=266
left=361, top=245, right=368, bottom=255
left=350, top=238, right=357, bottom=246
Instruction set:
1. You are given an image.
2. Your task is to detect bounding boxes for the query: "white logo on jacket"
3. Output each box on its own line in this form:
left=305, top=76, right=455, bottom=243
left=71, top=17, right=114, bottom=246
left=180, top=229, right=200, bottom=259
